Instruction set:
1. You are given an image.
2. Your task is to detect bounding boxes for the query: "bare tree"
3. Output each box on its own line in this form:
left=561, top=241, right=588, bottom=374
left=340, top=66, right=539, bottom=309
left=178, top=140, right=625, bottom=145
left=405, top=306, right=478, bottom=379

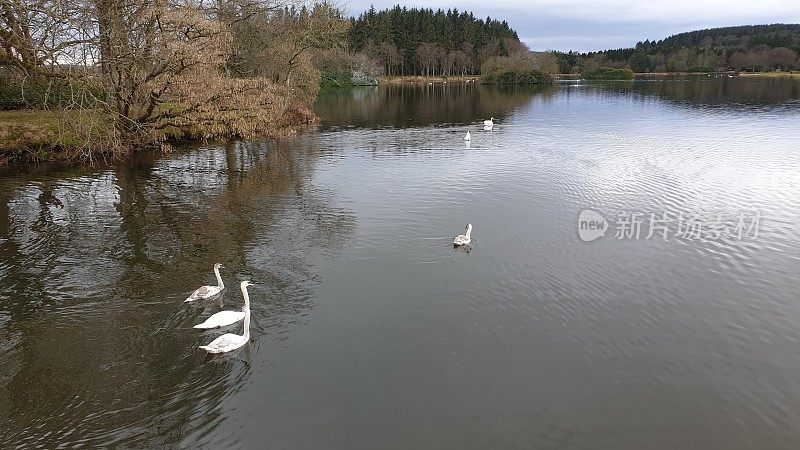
left=417, top=42, right=444, bottom=76
left=378, top=42, right=400, bottom=76
left=228, top=1, right=347, bottom=108
left=0, top=0, right=95, bottom=77
left=459, top=42, right=474, bottom=74
left=1, top=0, right=350, bottom=158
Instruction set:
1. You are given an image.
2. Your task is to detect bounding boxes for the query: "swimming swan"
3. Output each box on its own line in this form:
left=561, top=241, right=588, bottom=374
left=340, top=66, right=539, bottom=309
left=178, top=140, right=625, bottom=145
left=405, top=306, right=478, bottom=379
left=185, top=263, right=225, bottom=302
left=464, top=131, right=471, bottom=141
left=199, top=281, right=253, bottom=353
left=454, top=224, right=473, bottom=246
left=193, top=282, right=249, bottom=329
left=483, top=117, right=494, bottom=130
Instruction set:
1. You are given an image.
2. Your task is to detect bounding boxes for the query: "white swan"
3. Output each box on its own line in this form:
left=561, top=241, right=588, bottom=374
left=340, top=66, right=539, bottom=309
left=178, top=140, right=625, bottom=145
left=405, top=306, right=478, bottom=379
left=199, top=281, right=253, bottom=353
left=483, top=117, right=494, bottom=129
left=185, top=263, right=225, bottom=302
left=464, top=131, right=471, bottom=141
left=193, top=280, right=250, bottom=329
left=453, top=224, right=473, bottom=246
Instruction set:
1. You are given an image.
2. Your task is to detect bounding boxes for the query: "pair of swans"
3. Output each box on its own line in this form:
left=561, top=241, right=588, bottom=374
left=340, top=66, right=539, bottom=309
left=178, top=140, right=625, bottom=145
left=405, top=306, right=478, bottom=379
left=186, top=264, right=254, bottom=353
left=463, top=117, right=494, bottom=141
left=199, top=280, right=254, bottom=354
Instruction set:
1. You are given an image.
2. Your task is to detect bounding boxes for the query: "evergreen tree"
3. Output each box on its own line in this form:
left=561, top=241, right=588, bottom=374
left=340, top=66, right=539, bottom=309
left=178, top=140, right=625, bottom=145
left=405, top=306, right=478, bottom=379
left=348, top=5, right=520, bottom=75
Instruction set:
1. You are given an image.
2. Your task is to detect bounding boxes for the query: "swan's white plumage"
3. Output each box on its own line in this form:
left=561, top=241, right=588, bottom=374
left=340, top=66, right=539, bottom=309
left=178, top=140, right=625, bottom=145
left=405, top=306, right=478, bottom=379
left=185, top=263, right=225, bottom=302
left=454, top=224, right=473, bottom=246
left=483, top=117, right=494, bottom=129
left=194, top=310, right=246, bottom=329
left=199, top=329, right=248, bottom=354
left=464, top=131, right=471, bottom=141
left=199, top=281, right=253, bottom=354
left=194, top=276, right=251, bottom=328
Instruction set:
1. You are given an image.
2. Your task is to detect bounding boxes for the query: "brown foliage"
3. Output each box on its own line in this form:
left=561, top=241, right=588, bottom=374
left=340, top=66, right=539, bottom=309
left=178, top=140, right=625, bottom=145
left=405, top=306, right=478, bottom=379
left=280, top=105, right=317, bottom=127
left=1, top=0, right=349, bottom=162
left=481, top=39, right=542, bottom=75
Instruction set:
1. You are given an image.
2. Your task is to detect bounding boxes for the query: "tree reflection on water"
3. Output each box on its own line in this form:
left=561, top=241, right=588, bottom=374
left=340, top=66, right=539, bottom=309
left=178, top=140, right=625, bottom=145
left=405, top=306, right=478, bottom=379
left=0, top=138, right=356, bottom=447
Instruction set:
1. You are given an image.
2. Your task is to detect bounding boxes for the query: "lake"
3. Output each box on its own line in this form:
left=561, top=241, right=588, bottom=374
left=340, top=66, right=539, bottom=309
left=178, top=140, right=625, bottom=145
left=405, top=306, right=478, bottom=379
left=1, top=76, right=800, bottom=448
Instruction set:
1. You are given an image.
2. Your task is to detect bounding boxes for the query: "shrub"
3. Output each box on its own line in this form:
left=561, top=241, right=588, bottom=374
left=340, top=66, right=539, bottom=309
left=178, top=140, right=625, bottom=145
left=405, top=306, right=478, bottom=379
left=480, top=69, right=553, bottom=85
left=0, top=76, right=106, bottom=110
left=582, top=67, right=635, bottom=80
left=687, top=66, right=714, bottom=73
left=320, top=70, right=378, bottom=90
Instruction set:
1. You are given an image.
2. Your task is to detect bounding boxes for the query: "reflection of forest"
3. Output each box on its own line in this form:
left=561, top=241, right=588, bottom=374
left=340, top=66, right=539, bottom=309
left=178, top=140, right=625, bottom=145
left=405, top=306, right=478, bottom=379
left=0, top=138, right=356, bottom=447
left=586, top=76, right=800, bottom=106
left=316, top=83, right=557, bottom=129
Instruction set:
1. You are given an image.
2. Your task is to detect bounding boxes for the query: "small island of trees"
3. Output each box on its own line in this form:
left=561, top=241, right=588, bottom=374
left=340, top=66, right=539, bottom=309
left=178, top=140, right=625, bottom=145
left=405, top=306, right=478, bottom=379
left=582, top=67, right=635, bottom=80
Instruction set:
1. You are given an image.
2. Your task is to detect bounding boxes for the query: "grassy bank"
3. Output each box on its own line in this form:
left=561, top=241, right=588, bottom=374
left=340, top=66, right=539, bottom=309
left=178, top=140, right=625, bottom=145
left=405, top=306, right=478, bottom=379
left=0, top=109, right=114, bottom=165
left=0, top=107, right=317, bottom=167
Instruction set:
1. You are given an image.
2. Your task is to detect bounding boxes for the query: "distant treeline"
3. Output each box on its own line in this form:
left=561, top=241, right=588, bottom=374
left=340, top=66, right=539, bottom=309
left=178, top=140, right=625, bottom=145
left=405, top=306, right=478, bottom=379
left=554, top=24, right=800, bottom=73
left=347, top=6, right=521, bottom=76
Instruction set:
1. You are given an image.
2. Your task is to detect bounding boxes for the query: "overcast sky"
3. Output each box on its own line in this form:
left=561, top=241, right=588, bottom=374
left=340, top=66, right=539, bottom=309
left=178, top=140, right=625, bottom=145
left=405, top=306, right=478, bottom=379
left=341, top=0, right=800, bottom=52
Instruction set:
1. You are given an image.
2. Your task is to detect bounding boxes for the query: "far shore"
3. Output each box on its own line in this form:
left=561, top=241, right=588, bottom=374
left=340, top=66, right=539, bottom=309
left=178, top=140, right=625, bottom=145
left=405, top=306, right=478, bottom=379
left=380, top=75, right=480, bottom=83
left=740, top=71, right=800, bottom=79
left=557, top=71, right=800, bottom=79
left=381, top=72, right=800, bottom=84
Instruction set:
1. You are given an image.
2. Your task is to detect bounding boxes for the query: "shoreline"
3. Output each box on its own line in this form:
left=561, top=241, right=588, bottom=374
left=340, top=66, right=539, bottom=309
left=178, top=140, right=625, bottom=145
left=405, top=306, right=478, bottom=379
left=0, top=108, right=316, bottom=167
left=740, top=72, right=800, bottom=79
left=348, top=71, right=800, bottom=86
left=380, top=75, right=480, bottom=84
left=556, top=71, right=800, bottom=79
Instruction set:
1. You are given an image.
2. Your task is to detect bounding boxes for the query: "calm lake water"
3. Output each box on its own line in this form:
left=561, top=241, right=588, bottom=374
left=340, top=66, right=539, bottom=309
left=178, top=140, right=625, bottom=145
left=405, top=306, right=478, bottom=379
left=2, top=76, right=800, bottom=448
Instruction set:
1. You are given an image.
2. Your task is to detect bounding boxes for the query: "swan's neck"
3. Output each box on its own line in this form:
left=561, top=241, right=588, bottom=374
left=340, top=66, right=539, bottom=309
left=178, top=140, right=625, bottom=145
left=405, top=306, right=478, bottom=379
left=242, top=285, right=250, bottom=309
left=241, top=284, right=251, bottom=339
left=242, top=306, right=251, bottom=340
left=465, top=225, right=472, bottom=239
left=214, top=266, right=224, bottom=288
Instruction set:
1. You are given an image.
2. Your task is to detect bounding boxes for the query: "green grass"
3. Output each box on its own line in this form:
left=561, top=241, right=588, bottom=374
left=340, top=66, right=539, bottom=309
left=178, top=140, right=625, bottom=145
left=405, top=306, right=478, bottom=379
left=0, top=109, right=115, bottom=165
